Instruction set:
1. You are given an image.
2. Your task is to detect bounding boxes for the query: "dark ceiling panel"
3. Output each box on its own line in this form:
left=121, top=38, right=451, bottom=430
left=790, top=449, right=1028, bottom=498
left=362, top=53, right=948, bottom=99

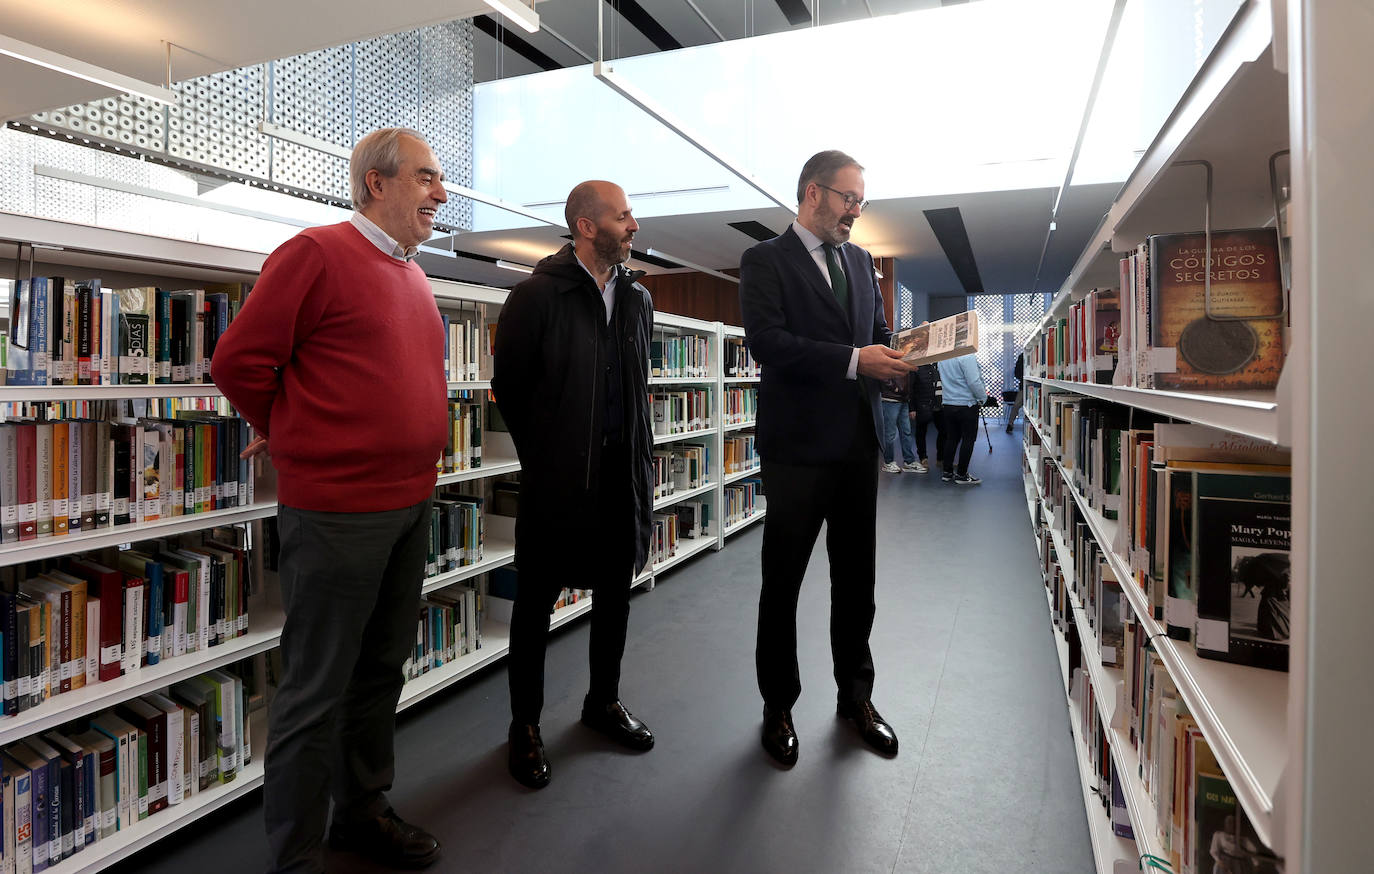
left=631, top=249, right=683, bottom=268
left=728, top=220, right=780, bottom=242
left=613, top=0, right=684, bottom=51
left=773, top=0, right=813, bottom=26
left=473, top=16, right=562, bottom=71
left=922, top=206, right=984, bottom=295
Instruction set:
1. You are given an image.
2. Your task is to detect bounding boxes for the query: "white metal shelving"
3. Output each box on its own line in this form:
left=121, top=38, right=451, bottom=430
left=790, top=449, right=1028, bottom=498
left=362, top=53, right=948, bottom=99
left=0, top=605, right=285, bottom=747
left=652, top=480, right=716, bottom=512
left=1027, top=412, right=1286, bottom=848
left=0, top=501, right=279, bottom=567
left=652, top=426, right=717, bottom=446
left=1025, top=377, right=1280, bottom=444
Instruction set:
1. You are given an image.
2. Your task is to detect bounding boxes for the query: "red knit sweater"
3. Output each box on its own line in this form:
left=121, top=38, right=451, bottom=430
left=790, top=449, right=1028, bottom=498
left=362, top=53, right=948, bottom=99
left=211, top=222, right=448, bottom=512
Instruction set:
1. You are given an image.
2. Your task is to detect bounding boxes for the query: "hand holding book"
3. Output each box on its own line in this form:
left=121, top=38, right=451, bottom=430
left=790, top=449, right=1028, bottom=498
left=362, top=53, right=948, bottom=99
left=857, top=344, right=913, bottom=379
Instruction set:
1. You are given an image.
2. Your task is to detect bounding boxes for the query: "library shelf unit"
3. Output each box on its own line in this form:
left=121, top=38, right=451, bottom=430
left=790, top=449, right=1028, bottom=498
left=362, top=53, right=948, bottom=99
left=1019, top=2, right=1371, bottom=871
left=1026, top=413, right=1289, bottom=841
left=0, top=210, right=777, bottom=871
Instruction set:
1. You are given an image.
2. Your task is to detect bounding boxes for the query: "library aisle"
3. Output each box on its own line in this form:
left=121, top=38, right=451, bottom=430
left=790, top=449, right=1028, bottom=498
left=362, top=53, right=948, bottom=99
left=114, top=426, right=1092, bottom=874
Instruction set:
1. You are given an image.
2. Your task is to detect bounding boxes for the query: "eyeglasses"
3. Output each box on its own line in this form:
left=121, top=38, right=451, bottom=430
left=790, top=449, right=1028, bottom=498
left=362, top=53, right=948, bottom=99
left=816, top=183, right=868, bottom=212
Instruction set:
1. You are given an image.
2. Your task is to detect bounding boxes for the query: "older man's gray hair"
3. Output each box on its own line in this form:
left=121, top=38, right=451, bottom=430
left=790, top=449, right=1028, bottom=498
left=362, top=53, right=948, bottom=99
left=350, top=127, right=427, bottom=209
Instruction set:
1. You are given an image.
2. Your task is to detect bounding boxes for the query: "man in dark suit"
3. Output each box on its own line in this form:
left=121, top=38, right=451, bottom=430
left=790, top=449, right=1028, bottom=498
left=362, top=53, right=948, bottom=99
left=739, top=150, right=912, bottom=766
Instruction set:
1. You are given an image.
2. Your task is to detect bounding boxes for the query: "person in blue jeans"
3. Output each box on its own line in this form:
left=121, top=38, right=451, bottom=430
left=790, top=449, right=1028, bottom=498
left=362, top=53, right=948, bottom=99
left=936, top=352, right=988, bottom=485
left=879, top=374, right=923, bottom=473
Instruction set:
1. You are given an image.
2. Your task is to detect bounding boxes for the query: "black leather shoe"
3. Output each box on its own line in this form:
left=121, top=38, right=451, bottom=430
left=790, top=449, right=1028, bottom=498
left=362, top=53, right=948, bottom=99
left=328, top=808, right=441, bottom=869
left=838, top=700, right=899, bottom=756
left=508, top=722, right=551, bottom=789
left=761, top=708, right=799, bottom=767
left=581, top=698, right=655, bottom=751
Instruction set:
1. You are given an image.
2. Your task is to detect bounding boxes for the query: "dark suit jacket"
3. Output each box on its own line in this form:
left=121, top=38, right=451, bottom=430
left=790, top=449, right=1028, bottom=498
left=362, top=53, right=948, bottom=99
left=739, top=226, right=891, bottom=465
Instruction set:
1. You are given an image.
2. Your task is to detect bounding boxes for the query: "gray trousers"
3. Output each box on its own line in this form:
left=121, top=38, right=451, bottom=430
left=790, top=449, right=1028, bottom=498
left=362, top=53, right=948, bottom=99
left=264, top=498, right=432, bottom=874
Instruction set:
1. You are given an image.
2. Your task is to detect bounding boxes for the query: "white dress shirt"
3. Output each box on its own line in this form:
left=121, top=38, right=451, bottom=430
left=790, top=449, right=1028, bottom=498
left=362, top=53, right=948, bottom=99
left=350, top=211, right=419, bottom=261
left=791, top=220, right=860, bottom=380
left=576, top=251, right=619, bottom=326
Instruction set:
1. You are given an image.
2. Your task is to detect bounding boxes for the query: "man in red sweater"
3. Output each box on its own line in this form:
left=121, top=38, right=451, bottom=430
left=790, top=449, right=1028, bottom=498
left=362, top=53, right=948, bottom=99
left=212, top=127, right=448, bottom=874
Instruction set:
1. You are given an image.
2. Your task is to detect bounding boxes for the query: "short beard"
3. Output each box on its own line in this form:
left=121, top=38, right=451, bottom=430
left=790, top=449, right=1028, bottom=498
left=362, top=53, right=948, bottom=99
left=814, top=201, right=853, bottom=247
left=593, top=226, right=630, bottom=267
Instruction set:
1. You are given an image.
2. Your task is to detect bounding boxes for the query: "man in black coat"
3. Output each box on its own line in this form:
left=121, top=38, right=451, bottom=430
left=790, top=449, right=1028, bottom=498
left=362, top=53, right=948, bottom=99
left=739, top=150, right=913, bottom=766
left=492, top=180, right=655, bottom=790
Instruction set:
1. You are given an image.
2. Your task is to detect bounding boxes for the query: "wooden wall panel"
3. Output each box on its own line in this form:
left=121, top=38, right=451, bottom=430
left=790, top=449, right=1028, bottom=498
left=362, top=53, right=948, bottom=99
left=638, top=271, right=741, bottom=324
left=641, top=255, right=897, bottom=330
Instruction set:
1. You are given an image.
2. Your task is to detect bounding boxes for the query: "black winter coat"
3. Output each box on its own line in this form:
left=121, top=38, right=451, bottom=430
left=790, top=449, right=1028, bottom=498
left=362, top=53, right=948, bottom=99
left=908, top=364, right=940, bottom=416
left=492, top=244, right=654, bottom=574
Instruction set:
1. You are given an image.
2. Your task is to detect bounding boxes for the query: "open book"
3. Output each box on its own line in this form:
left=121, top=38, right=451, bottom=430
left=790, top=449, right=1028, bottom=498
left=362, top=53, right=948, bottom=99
left=890, top=309, right=979, bottom=366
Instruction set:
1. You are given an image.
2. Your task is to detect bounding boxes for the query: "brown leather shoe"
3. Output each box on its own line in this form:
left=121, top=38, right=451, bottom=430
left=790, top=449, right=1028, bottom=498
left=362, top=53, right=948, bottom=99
left=508, top=722, right=551, bottom=789
left=328, top=808, right=441, bottom=869
left=761, top=708, right=799, bottom=766
left=581, top=698, right=655, bottom=751
left=838, top=699, right=899, bottom=756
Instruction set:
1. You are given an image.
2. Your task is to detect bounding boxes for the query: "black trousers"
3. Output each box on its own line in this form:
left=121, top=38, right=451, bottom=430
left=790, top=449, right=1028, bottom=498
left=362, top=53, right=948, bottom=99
left=756, top=403, right=879, bottom=711
left=265, top=498, right=432, bottom=874
left=509, top=442, right=635, bottom=724
left=941, top=404, right=980, bottom=477
left=912, top=409, right=942, bottom=463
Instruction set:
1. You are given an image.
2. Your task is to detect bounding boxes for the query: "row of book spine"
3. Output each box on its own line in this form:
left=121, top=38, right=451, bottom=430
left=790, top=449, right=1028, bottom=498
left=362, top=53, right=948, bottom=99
left=650, top=334, right=710, bottom=379
left=722, top=388, right=757, bottom=425
left=650, top=446, right=711, bottom=501
left=0, top=532, right=252, bottom=719
left=723, top=479, right=762, bottom=527
left=1035, top=490, right=1281, bottom=874
left=649, top=501, right=712, bottom=567
left=1030, top=391, right=1291, bottom=672
left=1029, top=227, right=1286, bottom=393
left=404, top=581, right=484, bottom=682
left=723, top=339, right=759, bottom=378
left=651, top=390, right=711, bottom=436
left=425, top=492, right=485, bottom=579
left=0, top=662, right=254, bottom=873
left=439, top=307, right=493, bottom=384
left=438, top=401, right=483, bottom=474
left=0, top=414, right=255, bottom=545
left=6, top=279, right=248, bottom=388
left=723, top=436, right=758, bottom=475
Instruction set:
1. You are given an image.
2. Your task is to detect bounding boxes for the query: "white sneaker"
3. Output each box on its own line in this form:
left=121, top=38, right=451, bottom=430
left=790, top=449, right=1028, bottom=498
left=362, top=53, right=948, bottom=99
left=881, top=461, right=902, bottom=474
left=902, top=461, right=927, bottom=473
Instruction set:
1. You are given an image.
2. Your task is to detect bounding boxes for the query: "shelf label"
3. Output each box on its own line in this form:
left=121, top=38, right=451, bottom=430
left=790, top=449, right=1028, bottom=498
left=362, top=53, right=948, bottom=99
left=1196, top=618, right=1229, bottom=653
left=1151, top=346, right=1179, bottom=374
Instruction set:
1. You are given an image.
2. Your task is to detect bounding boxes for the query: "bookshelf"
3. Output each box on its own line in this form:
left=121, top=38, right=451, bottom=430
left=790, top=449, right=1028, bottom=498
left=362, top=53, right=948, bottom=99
left=0, top=210, right=774, bottom=870
left=1019, top=2, right=1371, bottom=871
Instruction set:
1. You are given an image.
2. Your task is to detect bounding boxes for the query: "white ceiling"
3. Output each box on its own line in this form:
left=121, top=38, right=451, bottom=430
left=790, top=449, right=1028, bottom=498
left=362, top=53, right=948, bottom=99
left=0, top=0, right=495, bottom=120
left=3, top=0, right=1118, bottom=299
left=422, top=179, right=1118, bottom=296
left=473, top=0, right=947, bottom=80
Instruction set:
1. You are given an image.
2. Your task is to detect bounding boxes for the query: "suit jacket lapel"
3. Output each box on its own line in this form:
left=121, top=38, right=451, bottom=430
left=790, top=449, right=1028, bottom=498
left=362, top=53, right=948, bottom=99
left=780, top=227, right=848, bottom=323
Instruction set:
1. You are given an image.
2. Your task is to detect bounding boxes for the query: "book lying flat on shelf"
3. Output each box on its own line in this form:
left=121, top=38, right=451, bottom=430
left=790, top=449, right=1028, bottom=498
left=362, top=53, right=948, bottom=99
left=890, top=310, right=979, bottom=366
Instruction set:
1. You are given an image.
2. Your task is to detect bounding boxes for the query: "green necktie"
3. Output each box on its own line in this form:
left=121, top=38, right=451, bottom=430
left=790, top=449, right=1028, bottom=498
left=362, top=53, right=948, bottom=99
left=823, top=243, right=850, bottom=315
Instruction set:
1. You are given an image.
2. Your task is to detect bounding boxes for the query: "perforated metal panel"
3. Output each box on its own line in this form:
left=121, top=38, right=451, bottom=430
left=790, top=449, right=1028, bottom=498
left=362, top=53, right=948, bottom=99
left=967, top=292, right=1054, bottom=417
left=170, top=66, right=269, bottom=179
left=0, top=128, right=36, bottom=216
left=897, top=282, right=913, bottom=330
left=419, top=21, right=475, bottom=229
left=13, top=21, right=476, bottom=227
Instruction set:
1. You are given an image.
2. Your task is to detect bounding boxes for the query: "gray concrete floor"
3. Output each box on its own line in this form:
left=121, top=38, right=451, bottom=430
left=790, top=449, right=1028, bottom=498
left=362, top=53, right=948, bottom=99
left=113, top=423, right=1094, bottom=874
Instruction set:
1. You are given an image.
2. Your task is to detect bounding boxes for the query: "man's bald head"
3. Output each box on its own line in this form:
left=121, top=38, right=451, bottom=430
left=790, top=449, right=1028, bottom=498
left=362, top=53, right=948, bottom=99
left=564, top=180, right=622, bottom=232
left=564, top=180, right=638, bottom=274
